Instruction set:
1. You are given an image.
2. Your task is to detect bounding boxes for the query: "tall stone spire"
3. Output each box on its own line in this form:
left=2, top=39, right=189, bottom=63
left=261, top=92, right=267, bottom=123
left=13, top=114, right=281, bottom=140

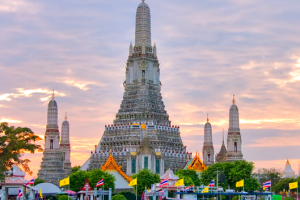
left=86, top=1, right=187, bottom=175
left=47, top=90, right=58, bottom=130
left=215, top=128, right=227, bottom=162
left=45, top=90, right=59, bottom=149
left=61, top=112, right=70, bottom=144
left=226, top=95, right=243, bottom=161
left=135, top=1, right=151, bottom=47
left=60, top=112, right=72, bottom=176
left=38, top=92, right=66, bottom=185
left=203, top=114, right=214, bottom=166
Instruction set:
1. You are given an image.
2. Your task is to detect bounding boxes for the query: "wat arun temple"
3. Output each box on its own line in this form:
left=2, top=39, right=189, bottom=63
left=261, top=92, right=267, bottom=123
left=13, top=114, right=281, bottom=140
left=38, top=1, right=243, bottom=184
left=81, top=1, right=243, bottom=175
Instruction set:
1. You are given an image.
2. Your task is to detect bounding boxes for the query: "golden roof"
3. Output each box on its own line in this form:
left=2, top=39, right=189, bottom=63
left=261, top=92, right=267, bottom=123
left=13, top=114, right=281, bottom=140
left=187, top=152, right=206, bottom=172
left=101, top=153, right=131, bottom=182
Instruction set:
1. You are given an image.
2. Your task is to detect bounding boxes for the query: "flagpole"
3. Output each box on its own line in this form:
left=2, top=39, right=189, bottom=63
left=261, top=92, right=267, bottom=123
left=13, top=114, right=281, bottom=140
left=297, top=185, right=298, bottom=200
left=67, top=184, right=69, bottom=200
left=136, top=184, right=137, bottom=200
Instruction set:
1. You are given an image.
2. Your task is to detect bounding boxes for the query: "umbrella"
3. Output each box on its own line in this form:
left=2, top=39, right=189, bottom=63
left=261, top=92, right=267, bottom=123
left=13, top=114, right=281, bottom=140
left=65, top=190, right=77, bottom=196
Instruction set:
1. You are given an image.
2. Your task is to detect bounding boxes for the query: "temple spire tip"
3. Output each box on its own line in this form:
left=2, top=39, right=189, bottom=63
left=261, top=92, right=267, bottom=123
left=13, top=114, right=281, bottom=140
left=232, top=95, right=235, bottom=104
left=51, top=90, right=55, bottom=99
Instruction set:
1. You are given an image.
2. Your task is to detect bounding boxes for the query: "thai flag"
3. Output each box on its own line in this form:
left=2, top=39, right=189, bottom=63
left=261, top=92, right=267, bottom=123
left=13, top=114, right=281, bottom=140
left=25, top=178, right=35, bottom=186
left=160, top=179, right=168, bottom=187
left=264, top=187, right=269, bottom=191
left=263, top=180, right=271, bottom=188
left=18, top=188, right=23, bottom=197
left=184, top=185, right=194, bottom=192
left=96, top=179, right=104, bottom=187
left=209, top=180, right=215, bottom=187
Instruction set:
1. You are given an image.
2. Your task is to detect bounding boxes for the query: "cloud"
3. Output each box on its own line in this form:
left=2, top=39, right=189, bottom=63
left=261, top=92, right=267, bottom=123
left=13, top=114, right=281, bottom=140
left=0, top=118, right=22, bottom=123
left=64, top=80, right=90, bottom=91
left=0, top=0, right=39, bottom=14
left=0, top=88, right=65, bottom=102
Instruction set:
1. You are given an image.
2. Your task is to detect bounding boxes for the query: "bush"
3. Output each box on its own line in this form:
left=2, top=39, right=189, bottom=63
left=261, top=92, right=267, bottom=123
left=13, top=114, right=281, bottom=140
left=232, top=196, right=238, bottom=200
left=111, top=194, right=127, bottom=200
left=284, top=197, right=295, bottom=200
left=58, top=195, right=72, bottom=200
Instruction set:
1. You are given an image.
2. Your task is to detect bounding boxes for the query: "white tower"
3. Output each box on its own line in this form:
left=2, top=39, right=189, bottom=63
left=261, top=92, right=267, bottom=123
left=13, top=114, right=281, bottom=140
left=203, top=115, right=214, bottom=166
left=38, top=91, right=66, bottom=185
left=60, top=112, right=72, bottom=175
left=226, top=95, right=243, bottom=161
left=45, top=91, right=60, bottom=150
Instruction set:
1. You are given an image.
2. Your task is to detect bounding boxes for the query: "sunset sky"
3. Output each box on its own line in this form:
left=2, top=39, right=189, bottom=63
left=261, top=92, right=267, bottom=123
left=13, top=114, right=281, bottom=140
left=1, top=0, right=300, bottom=178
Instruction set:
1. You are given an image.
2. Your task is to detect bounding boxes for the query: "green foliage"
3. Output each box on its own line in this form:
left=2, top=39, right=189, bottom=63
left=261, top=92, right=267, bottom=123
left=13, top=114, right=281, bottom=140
left=232, top=196, right=238, bottom=200
left=0, top=122, right=43, bottom=180
left=69, top=169, right=115, bottom=192
left=118, top=191, right=135, bottom=200
left=183, top=176, right=194, bottom=186
left=111, top=194, right=127, bottom=200
left=201, top=160, right=260, bottom=191
left=175, top=169, right=201, bottom=186
left=244, top=178, right=261, bottom=192
left=87, top=169, right=115, bottom=191
left=34, top=178, right=44, bottom=186
left=273, top=177, right=300, bottom=193
left=284, top=197, right=295, bottom=200
left=131, top=169, right=160, bottom=196
left=252, top=168, right=282, bottom=191
left=58, top=195, right=72, bottom=200
left=72, top=166, right=81, bottom=173
left=70, top=170, right=88, bottom=192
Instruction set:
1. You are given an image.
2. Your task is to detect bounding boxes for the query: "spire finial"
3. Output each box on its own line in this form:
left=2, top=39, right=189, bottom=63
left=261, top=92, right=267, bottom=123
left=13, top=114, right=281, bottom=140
left=51, top=90, right=55, bottom=99
left=142, top=0, right=145, bottom=2
left=65, top=112, right=67, bottom=120
left=207, top=114, right=209, bottom=122
left=232, top=95, right=235, bottom=104
left=222, top=128, right=225, bottom=144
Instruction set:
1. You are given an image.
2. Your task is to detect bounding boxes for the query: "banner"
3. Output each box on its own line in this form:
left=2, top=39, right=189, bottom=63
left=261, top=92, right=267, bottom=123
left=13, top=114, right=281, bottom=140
left=174, top=179, right=184, bottom=186
left=236, top=180, right=244, bottom=188
left=60, top=177, right=70, bottom=187
left=289, top=181, right=298, bottom=190
left=129, top=178, right=137, bottom=186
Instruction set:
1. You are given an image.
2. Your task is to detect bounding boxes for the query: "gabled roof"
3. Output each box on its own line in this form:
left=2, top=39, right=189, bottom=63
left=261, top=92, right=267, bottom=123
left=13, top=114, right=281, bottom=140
left=11, top=165, right=25, bottom=177
left=80, top=178, right=92, bottom=191
left=185, top=152, right=206, bottom=172
left=101, top=154, right=131, bottom=182
left=160, top=169, right=179, bottom=180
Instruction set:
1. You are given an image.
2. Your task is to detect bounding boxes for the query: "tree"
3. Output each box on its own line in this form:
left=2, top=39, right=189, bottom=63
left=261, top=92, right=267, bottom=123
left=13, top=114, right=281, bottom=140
left=273, top=177, right=300, bottom=193
left=183, top=176, right=194, bottom=186
left=87, top=169, right=116, bottom=191
left=252, top=168, right=282, bottom=191
left=131, top=169, right=160, bottom=196
left=0, top=122, right=42, bottom=180
left=111, top=194, right=127, bottom=200
left=34, top=178, right=44, bottom=186
left=201, top=160, right=260, bottom=191
left=69, top=169, right=115, bottom=192
left=72, top=166, right=81, bottom=173
left=70, top=170, right=88, bottom=192
left=175, top=169, right=201, bottom=186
